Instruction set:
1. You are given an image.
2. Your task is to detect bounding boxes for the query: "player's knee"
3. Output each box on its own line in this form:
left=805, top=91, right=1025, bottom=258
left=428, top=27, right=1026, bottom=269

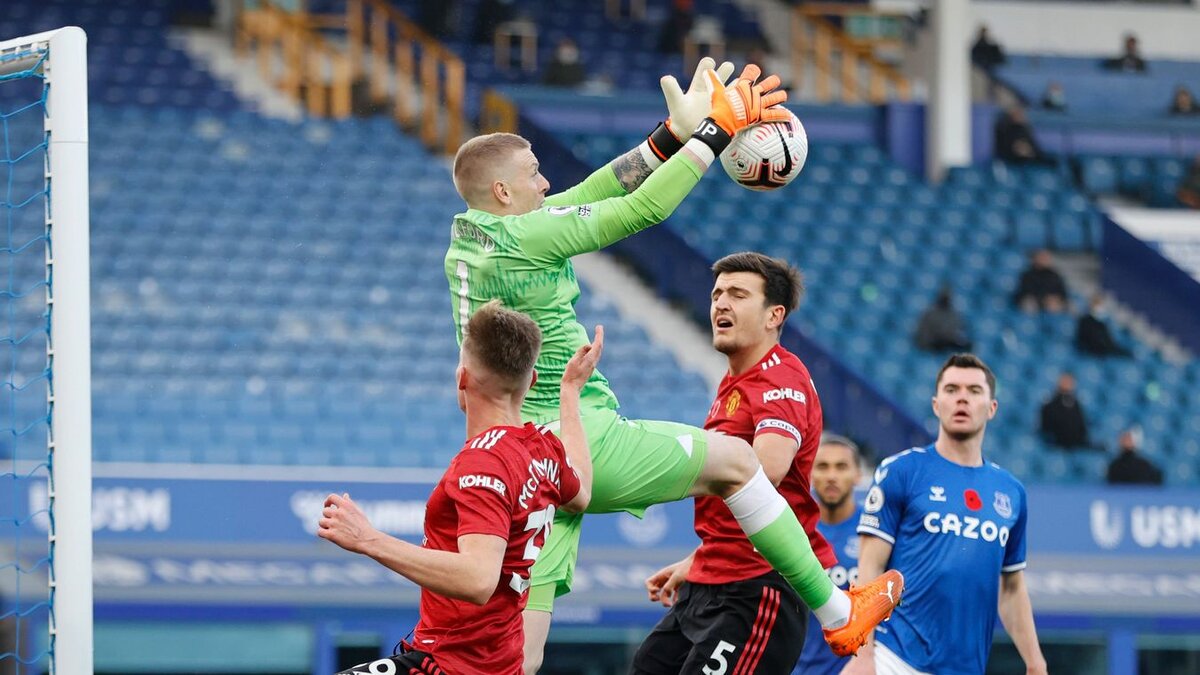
left=700, top=433, right=761, bottom=498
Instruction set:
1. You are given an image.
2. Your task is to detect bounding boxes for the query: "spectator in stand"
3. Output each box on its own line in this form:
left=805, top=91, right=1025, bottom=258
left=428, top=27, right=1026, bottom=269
left=1177, top=154, right=1200, bottom=209
left=1040, top=82, right=1068, bottom=112
left=994, top=106, right=1052, bottom=165
left=1102, top=34, right=1146, bottom=73
left=1107, top=428, right=1163, bottom=486
left=970, top=25, right=1006, bottom=73
left=542, top=38, right=587, bottom=88
left=1013, top=249, right=1068, bottom=313
left=1040, top=373, right=1091, bottom=450
left=1169, top=86, right=1200, bottom=116
left=1076, top=294, right=1131, bottom=357
left=657, top=0, right=695, bottom=54
left=471, top=0, right=516, bottom=44
left=914, top=285, right=973, bottom=352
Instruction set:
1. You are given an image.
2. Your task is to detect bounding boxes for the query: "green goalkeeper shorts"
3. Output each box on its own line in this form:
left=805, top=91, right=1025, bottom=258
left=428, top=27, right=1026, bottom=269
left=527, top=407, right=709, bottom=611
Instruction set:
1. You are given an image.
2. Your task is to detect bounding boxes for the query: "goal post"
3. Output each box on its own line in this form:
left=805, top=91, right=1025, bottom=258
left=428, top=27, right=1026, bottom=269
left=0, top=26, right=93, bottom=675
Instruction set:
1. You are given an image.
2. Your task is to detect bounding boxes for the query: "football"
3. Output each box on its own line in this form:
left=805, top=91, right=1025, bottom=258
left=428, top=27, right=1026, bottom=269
left=719, top=109, right=809, bottom=191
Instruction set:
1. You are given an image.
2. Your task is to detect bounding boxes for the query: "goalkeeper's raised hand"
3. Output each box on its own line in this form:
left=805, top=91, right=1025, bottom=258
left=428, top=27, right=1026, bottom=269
left=662, top=57, right=736, bottom=141
left=641, top=57, right=735, bottom=167
left=706, top=63, right=789, bottom=136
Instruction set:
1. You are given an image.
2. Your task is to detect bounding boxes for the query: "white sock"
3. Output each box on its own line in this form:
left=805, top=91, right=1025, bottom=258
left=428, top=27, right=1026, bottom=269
left=813, top=587, right=852, bottom=629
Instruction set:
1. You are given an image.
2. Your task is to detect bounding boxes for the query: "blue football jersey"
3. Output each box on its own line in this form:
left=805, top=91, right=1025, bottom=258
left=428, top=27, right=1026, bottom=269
left=794, top=506, right=861, bottom=675
left=856, top=444, right=1027, bottom=675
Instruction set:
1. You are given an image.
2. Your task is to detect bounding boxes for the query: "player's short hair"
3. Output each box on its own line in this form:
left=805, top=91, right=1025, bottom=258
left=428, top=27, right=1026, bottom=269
left=452, top=133, right=530, bottom=204
left=935, top=353, right=997, bottom=399
left=711, top=251, right=804, bottom=319
left=819, top=432, right=861, bottom=461
left=462, top=300, right=542, bottom=392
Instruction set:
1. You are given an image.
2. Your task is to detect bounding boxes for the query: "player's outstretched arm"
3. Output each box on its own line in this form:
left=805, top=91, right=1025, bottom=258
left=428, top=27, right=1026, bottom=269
left=318, top=493, right=506, bottom=605
left=558, top=325, right=604, bottom=513
left=518, top=65, right=788, bottom=264
left=998, top=571, right=1048, bottom=675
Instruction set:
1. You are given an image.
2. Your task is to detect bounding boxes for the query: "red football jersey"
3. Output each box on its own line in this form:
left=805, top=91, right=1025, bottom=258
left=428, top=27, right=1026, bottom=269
left=414, top=423, right=580, bottom=675
left=689, top=344, right=837, bottom=584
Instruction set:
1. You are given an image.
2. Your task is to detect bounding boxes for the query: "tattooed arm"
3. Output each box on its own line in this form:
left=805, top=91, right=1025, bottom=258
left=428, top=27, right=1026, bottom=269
left=610, top=146, right=656, bottom=193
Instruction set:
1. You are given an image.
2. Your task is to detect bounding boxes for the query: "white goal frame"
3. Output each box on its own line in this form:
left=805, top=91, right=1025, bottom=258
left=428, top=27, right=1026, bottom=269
left=0, top=26, right=93, bottom=674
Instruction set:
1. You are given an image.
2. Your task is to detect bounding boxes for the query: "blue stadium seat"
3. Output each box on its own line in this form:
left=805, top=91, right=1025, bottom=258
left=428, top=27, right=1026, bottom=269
left=1013, top=211, right=1049, bottom=248
left=1080, top=157, right=1118, bottom=194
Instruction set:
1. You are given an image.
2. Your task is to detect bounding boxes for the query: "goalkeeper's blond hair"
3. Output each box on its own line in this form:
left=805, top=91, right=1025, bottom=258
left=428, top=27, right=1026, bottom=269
left=453, top=133, right=530, bottom=206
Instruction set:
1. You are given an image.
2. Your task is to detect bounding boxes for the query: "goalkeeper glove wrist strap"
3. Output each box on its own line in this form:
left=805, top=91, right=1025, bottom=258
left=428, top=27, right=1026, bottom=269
left=639, top=121, right=685, bottom=170
left=687, top=117, right=733, bottom=168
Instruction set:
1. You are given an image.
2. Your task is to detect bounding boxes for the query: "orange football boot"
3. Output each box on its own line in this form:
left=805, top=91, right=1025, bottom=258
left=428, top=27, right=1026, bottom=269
left=822, top=569, right=905, bottom=657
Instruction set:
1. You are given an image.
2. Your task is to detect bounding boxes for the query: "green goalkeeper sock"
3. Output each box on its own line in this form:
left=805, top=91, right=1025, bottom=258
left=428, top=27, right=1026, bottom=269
left=726, top=467, right=849, bottom=625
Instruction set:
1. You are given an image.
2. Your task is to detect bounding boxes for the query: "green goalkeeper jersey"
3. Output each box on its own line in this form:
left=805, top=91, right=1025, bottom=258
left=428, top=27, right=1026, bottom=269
left=444, top=150, right=704, bottom=422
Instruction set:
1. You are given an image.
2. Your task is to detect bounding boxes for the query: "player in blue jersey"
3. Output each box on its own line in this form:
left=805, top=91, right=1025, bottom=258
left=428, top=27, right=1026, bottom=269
left=844, top=354, right=1047, bottom=675
left=793, top=434, right=863, bottom=675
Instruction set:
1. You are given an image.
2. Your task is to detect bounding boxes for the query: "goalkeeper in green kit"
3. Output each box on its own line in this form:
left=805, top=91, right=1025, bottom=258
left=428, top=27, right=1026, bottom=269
left=444, top=60, right=901, bottom=673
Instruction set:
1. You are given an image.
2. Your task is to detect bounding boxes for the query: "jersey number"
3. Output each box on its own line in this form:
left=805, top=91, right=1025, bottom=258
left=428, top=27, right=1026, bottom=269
left=702, top=640, right=737, bottom=675
left=509, top=504, right=555, bottom=595
left=455, top=259, right=470, bottom=336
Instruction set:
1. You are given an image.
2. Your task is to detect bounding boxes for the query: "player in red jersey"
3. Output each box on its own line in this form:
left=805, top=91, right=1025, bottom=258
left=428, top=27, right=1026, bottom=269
left=319, top=300, right=603, bottom=675
left=634, top=252, right=903, bottom=673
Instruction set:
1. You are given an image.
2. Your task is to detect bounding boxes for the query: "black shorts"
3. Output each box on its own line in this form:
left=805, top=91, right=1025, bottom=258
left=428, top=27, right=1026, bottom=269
left=337, top=650, right=446, bottom=675
left=630, top=571, right=807, bottom=675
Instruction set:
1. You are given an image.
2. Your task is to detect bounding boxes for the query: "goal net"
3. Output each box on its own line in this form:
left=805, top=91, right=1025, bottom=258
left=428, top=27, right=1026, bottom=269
left=0, top=27, right=92, bottom=675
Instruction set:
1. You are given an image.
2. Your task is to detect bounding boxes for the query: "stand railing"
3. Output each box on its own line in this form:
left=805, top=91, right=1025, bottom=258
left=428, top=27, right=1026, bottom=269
left=235, top=0, right=466, bottom=154
left=791, top=3, right=911, bottom=104
left=235, top=0, right=352, bottom=118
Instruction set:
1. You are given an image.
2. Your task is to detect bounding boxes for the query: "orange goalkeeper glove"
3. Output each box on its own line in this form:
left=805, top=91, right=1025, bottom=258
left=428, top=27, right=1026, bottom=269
left=689, top=63, right=789, bottom=158
left=707, top=63, right=789, bottom=135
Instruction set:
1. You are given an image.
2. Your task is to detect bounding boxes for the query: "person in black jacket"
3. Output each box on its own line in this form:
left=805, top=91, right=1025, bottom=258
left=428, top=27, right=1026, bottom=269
left=914, top=285, right=973, bottom=352
left=542, top=38, right=587, bottom=88
left=970, top=26, right=1005, bottom=73
left=1040, top=372, right=1091, bottom=449
left=1103, top=34, right=1147, bottom=73
left=1013, top=249, right=1068, bottom=313
left=1076, top=294, right=1131, bottom=357
left=994, top=106, right=1052, bottom=166
left=1107, top=428, right=1163, bottom=485
left=1170, top=86, right=1200, bottom=116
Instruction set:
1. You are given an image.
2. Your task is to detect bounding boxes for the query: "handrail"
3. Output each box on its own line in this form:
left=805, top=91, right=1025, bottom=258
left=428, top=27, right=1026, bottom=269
left=480, top=89, right=519, bottom=134
left=791, top=6, right=911, bottom=104
left=346, top=0, right=466, bottom=154
left=235, top=0, right=466, bottom=154
left=235, top=0, right=352, bottom=117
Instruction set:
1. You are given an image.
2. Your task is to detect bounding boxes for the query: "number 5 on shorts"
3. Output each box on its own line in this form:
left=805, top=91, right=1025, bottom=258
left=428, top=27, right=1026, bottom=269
left=702, top=640, right=737, bottom=675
